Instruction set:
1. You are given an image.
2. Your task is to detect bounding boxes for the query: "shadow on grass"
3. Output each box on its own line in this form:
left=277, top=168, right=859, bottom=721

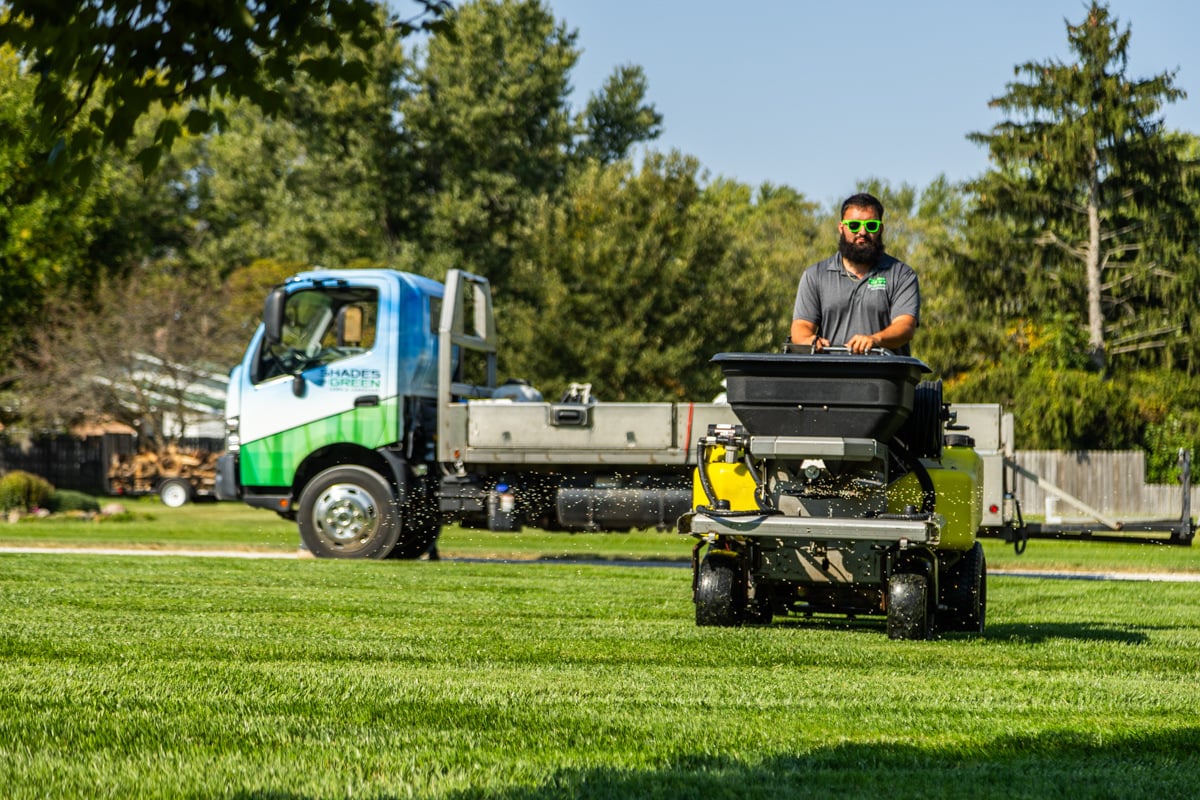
left=983, top=621, right=1155, bottom=644
left=746, top=617, right=1157, bottom=644
left=436, top=726, right=1200, bottom=800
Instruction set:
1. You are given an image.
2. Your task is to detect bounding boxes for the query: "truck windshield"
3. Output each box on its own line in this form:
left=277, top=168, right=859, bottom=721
left=255, top=287, right=378, bottom=382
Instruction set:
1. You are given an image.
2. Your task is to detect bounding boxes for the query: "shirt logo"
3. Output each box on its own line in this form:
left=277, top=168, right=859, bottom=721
left=867, top=276, right=887, bottom=291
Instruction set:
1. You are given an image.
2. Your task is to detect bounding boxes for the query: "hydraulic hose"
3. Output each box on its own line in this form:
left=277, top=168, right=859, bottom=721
left=890, top=438, right=936, bottom=516
left=696, top=441, right=774, bottom=518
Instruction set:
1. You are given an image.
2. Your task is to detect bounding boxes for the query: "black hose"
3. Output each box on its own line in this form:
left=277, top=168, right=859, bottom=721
left=695, top=441, right=775, bottom=518
left=890, top=438, right=936, bottom=515
left=744, top=452, right=778, bottom=514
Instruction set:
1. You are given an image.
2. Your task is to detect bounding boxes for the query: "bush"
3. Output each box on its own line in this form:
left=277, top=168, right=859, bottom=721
left=45, top=489, right=101, bottom=514
left=0, top=471, right=55, bottom=513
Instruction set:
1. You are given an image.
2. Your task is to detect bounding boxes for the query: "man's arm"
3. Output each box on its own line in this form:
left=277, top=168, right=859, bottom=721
left=845, top=314, right=917, bottom=354
left=790, top=318, right=829, bottom=350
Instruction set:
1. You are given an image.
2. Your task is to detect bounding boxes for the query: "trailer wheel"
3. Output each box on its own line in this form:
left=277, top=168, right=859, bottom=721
left=695, top=553, right=744, bottom=627
left=298, top=466, right=401, bottom=559
left=940, top=543, right=987, bottom=634
left=158, top=478, right=193, bottom=508
left=887, top=572, right=932, bottom=640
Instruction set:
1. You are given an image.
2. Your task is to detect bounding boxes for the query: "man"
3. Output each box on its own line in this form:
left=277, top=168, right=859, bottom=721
left=790, top=192, right=920, bottom=355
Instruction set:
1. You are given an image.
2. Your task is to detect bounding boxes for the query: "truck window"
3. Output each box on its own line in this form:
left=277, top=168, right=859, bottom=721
left=254, top=287, right=378, bottom=383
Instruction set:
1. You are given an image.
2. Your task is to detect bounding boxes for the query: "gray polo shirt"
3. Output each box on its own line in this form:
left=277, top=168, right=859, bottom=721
left=792, top=253, right=920, bottom=354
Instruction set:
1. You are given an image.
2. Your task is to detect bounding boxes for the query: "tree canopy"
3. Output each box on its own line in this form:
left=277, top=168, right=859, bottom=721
left=0, top=0, right=449, bottom=181
left=963, top=1, right=1196, bottom=373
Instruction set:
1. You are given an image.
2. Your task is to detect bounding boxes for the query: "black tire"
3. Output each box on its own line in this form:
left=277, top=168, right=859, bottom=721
left=939, top=543, right=987, bottom=634
left=695, top=553, right=744, bottom=627
left=297, top=466, right=401, bottom=559
left=896, top=380, right=944, bottom=459
left=887, top=572, right=932, bottom=640
left=158, top=478, right=193, bottom=508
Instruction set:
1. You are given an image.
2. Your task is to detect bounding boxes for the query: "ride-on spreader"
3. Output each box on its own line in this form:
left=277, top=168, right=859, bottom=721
left=679, top=349, right=987, bottom=639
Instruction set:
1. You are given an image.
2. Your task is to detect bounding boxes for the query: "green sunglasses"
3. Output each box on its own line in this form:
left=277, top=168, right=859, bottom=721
left=842, top=219, right=881, bottom=234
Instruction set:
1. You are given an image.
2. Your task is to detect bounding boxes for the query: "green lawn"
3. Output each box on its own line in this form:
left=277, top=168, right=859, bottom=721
left=2, top=525, right=1199, bottom=797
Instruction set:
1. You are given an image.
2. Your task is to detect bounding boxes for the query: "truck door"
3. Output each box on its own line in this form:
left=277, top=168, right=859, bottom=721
left=237, top=279, right=397, bottom=490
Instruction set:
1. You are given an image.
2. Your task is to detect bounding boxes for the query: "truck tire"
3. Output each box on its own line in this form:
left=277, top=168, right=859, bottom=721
left=939, top=542, right=987, bottom=634
left=297, top=466, right=401, bottom=559
left=695, top=553, right=744, bottom=627
left=887, top=572, right=932, bottom=640
left=158, top=478, right=193, bottom=508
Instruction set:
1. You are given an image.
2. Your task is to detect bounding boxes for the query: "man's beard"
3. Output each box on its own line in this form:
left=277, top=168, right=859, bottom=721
left=839, top=234, right=884, bottom=267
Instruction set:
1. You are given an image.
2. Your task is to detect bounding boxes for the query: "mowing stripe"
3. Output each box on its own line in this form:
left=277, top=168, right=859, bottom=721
left=2, top=545, right=1200, bottom=583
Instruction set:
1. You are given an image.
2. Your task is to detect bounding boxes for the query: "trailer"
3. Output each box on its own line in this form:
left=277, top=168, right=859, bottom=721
left=107, top=444, right=220, bottom=507
left=951, top=405, right=1196, bottom=550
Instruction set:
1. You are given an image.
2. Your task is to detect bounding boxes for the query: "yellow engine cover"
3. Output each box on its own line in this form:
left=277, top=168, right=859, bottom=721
left=888, top=445, right=983, bottom=551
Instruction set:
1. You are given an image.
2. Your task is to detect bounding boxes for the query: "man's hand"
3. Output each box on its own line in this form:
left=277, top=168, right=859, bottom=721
left=846, top=334, right=880, bottom=354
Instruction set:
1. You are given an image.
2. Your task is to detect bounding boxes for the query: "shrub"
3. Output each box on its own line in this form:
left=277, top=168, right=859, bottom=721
left=0, top=471, right=55, bottom=513
left=45, top=489, right=101, bottom=514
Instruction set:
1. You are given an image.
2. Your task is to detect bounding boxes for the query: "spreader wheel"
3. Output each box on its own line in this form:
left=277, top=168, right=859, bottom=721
left=940, top=543, right=987, bottom=634
left=887, top=572, right=932, bottom=640
left=695, top=553, right=744, bottom=627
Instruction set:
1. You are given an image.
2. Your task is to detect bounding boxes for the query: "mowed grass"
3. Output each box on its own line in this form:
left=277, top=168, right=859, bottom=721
left=2, top=542, right=1200, bottom=798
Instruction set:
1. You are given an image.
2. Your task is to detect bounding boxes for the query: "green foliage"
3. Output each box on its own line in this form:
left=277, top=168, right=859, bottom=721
left=401, top=0, right=581, bottom=282
left=963, top=1, right=1197, bottom=373
left=0, top=50, right=126, bottom=358
left=0, top=470, right=54, bottom=513
left=502, top=153, right=805, bottom=400
left=945, top=319, right=1141, bottom=449
left=0, top=0, right=450, bottom=183
left=43, top=490, right=100, bottom=514
left=575, top=64, right=664, bottom=165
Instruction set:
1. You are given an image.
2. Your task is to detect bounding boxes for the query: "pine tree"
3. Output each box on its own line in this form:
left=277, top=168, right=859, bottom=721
left=964, top=1, right=1194, bottom=372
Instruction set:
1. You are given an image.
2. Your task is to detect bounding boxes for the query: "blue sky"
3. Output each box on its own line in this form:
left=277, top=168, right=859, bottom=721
left=543, top=0, right=1200, bottom=209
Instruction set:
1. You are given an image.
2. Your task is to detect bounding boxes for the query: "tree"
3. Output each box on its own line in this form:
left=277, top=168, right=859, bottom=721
left=0, top=48, right=127, bottom=369
left=0, top=0, right=449, bottom=182
left=400, top=0, right=579, bottom=285
left=575, top=64, right=663, bottom=165
left=188, top=23, right=415, bottom=272
left=502, top=153, right=795, bottom=401
left=11, top=262, right=243, bottom=447
left=964, top=1, right=1194, bottom=372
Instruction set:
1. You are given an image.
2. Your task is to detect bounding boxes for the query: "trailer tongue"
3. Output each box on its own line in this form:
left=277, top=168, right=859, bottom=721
left=680, top=349, right=987, bottom=639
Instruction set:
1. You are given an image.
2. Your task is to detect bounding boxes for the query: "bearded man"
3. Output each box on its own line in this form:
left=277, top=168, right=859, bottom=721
left=789, top=192, right=920, bottom=355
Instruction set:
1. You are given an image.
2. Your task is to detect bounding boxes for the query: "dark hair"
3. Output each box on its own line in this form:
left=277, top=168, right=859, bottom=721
left=840, top=192, right=884, bottom=219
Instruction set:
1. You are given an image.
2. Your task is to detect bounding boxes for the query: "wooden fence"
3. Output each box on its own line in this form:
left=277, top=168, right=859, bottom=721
left=1011, top=450, right=1197, bottom=520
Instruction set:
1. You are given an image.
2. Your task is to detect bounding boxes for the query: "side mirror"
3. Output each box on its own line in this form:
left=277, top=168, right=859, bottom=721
left=263, top=287, right=287, bottom=345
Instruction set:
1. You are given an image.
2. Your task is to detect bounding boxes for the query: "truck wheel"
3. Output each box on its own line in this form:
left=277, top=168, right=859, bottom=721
left=297, top=466, right=401, bottom=559
left=159, top=478, right=193, bottom=508
left=887, top=572, right=932, bottom=640
left=939, top=543, right=987, bottom=634
left=695, top=553, right=744, bottom=627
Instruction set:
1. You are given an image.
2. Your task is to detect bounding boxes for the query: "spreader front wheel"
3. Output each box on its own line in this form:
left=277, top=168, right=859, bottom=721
left=887, top=572, right=932, bottom=640
left=695, top=553, right=744, bottom=627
